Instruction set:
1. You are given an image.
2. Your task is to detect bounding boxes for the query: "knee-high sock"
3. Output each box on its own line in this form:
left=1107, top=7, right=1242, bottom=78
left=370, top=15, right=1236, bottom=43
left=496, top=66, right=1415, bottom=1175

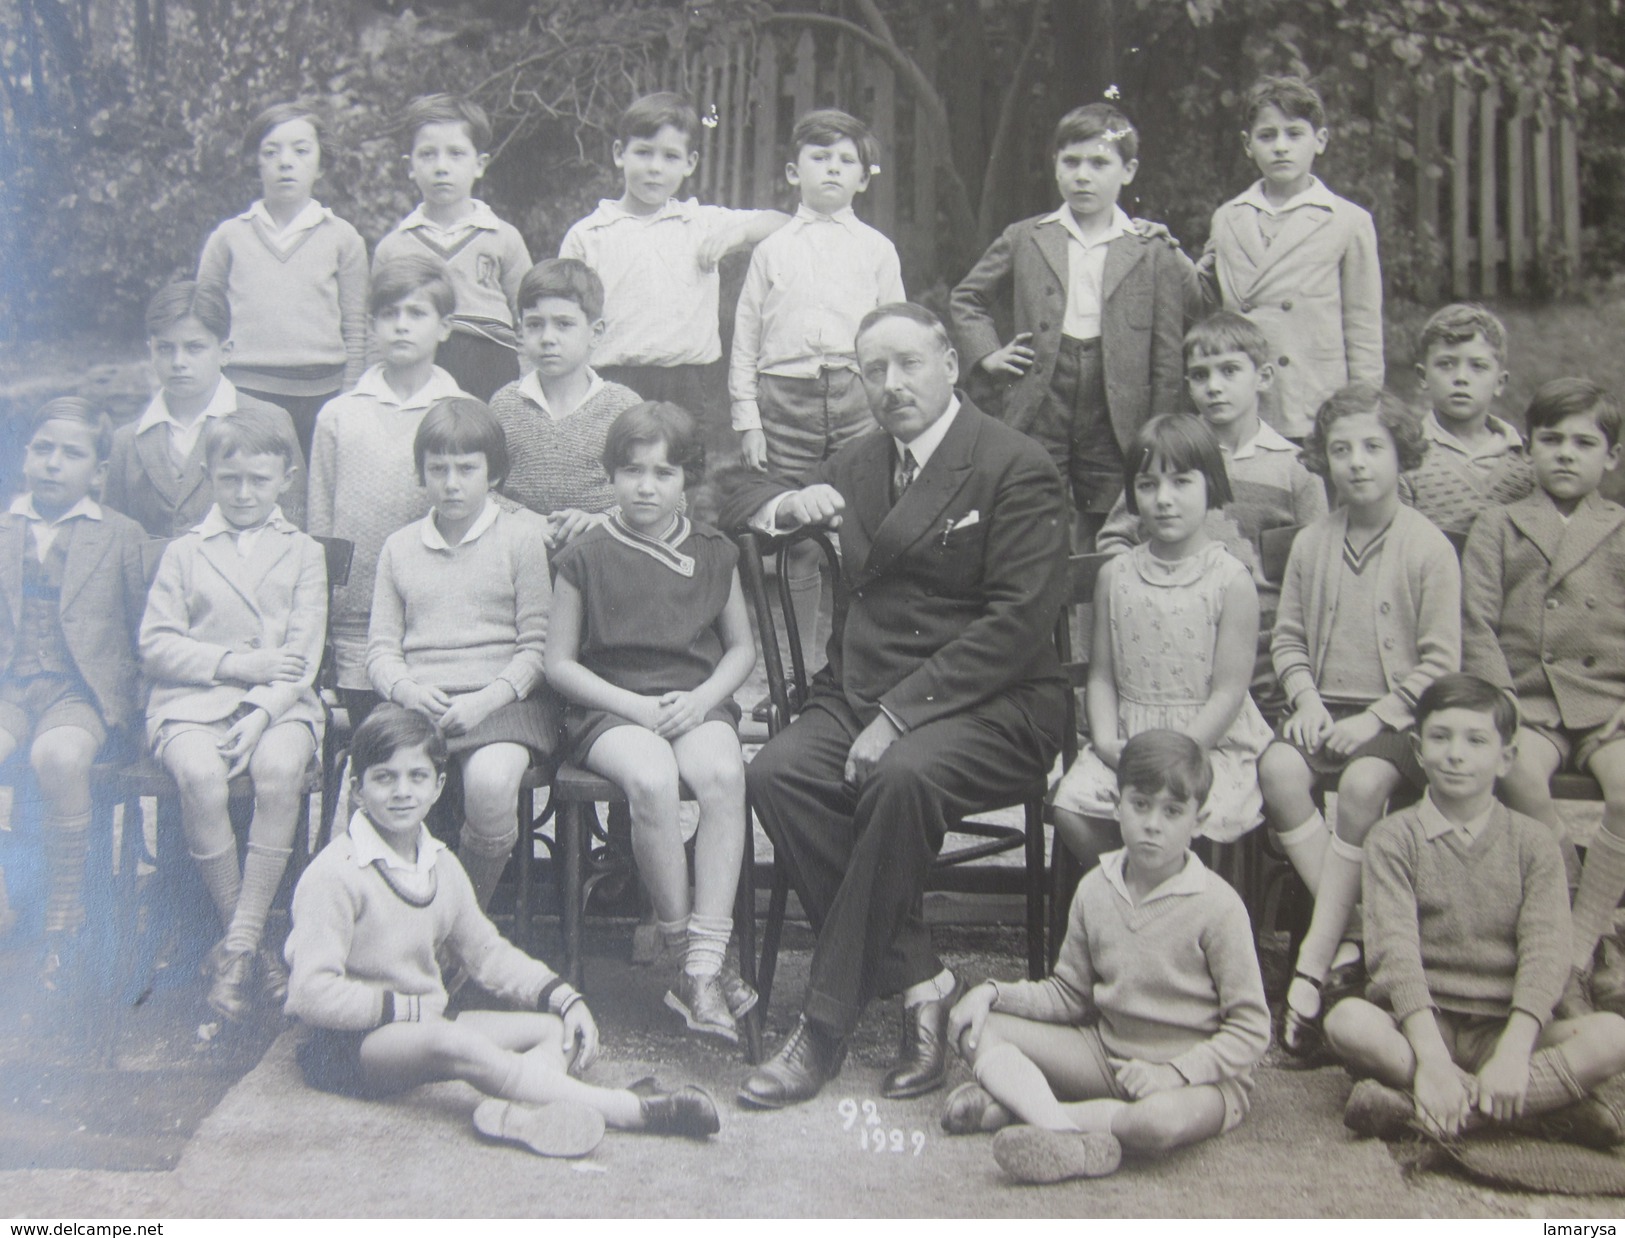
left=684, top=913, right=731, bottom=978
left=224, top=842, right=292, bottom=954
left=1571, top=827, right=1625, bottom=970
left=1523, top=1045, right=1588, bottom=1115
left=786, top=570, right=823, bottom=676
left=42, top=810, right=92, bottom=934
left=192, top=844, right=242, bottom=932
left=1297, top=833, right=1365, bottom=982
left=974, top=1042, right=1076, bottom=1132
left=460, top=826, right=517, bottom=912
left=1277, top=811, right=1330, bottom=896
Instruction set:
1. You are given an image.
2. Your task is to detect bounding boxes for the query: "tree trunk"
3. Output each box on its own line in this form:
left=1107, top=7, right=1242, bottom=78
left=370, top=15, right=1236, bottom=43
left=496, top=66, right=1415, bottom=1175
left=1048, top=0, right=1115, bottom=113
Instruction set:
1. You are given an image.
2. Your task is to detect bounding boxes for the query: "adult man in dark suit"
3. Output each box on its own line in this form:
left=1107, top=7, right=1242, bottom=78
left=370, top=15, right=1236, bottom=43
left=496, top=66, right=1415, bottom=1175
left=721, top=303, right=1070, bottom=1108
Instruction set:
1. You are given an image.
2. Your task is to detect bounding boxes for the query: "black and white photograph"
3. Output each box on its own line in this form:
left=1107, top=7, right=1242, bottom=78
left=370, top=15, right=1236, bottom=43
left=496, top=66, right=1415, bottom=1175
left=3, top=0, right=1625, bottom=1220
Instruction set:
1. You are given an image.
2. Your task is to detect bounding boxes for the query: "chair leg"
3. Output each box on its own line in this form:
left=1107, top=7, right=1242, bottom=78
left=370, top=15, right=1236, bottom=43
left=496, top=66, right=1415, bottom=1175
left=516, top=786, right=533, bottom=955
left=757, top=864, right=790, bottom=1024
left=1047, top=833, right=1080, bottom=970
left=560, top=799, right=584, bottom=990
left=735, top=815, right=762, bottom=1064
left=1024, top=800, right=1046, bottom=979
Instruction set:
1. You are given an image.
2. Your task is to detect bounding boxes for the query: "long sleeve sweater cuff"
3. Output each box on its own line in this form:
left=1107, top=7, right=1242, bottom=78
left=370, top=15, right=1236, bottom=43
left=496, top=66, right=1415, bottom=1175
left=1387, top=984, right=1436, bottom=1025
left=382, top=991, right=424, bottom=1024
left=1370, top=694, right=1413, bottom=732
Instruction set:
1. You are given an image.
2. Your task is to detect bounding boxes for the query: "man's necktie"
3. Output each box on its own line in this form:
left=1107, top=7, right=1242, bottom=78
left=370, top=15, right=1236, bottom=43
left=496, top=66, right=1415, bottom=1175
left=893, top=448, right=918, bottom=502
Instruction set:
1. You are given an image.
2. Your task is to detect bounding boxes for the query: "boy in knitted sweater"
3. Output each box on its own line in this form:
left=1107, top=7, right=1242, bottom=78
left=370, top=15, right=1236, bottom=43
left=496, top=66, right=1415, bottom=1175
left=286, top=704, right=720, bottom=1155
left=1326, top=674, right=1625, bottom=1147
left=942, top=730, right=1270, bottom=1184
left=492, top=259, right=641, bottom=547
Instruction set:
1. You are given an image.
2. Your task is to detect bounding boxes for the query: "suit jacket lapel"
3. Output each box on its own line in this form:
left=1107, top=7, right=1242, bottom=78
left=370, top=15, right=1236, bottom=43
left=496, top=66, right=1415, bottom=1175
left=1219, top=205, right=1267, bottom=282
left=1507, top=494, right=1570, bottom=567
left=843, top=432, right=894, bottom=562
left=58, top=517, right=115, bottom=613
left=134, top=425, right=185, bottom=508
left=197, top=534, right=266, bottom=616
left=854, top=409, right=977, bottom=590
left=1034, top=218, right=1070, bottom=288
left=1248, top=205, right=1333, bottom=284
left=176, top=438, right=212, bottom=514
left=1548, top=492, right=1625, bottom=583
left=0, top=518, right=25, bottom=630
left=1102, top=235, right=1146, bottom=303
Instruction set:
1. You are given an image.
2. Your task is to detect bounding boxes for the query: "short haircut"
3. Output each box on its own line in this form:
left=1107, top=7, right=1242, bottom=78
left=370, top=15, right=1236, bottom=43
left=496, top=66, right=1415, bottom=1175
left=1417, top=303, right=1510, bottom=367
left=350, top=703, right=448, bottom=782
left=400, top=92, right=492, bottom=153
left=1052, top=102, right=1139, bottom=162
left=1415, top=672, right=1518, bottom=744
left=618, top=91, right=700, bottom=150
left=1243, top=75, right=1327, bottom=130
left=370, top=254, right=456, bottom=319
left=29, top=397, right=113, bottom=462
left=1117, top=730, right=1214, bottom=808
left=1184, top=311, right=1272, bottom=369
left=1524, top=376, right=1623, bottom=447
left=242, top=101, right=327, bottom=162
left=791, top=108, right=879, bottom=172
left=413, top=397, right=508, bottom=485
left=856, top=301, right=952, bottom=353
left=204, top=406, right=299, bottom=471
left=146, top=280, right=230, bottom=342
left=1122, top=413, right=1234, bottom=514
left=516, top=258, right=604, bottom=322
left=1300, top=385, right=1428, bottom=478
left=601, top=401, right=704, bottom=481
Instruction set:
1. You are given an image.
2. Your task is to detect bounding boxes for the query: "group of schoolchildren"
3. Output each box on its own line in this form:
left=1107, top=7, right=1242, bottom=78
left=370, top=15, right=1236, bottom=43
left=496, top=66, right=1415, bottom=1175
left=4, top=67, right=1625, bottom=1184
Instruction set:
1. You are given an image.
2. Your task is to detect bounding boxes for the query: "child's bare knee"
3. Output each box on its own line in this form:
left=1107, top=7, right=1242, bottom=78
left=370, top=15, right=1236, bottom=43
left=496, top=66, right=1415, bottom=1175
left=688, top=754, right=745, bottom=802
left=30, top=731, right=96, bottom=787
left=622, top=753, right=680, bottom=808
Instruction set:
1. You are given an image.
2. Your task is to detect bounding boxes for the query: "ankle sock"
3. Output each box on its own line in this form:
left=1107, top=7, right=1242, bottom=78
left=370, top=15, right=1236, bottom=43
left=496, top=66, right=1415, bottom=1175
left=1297, top=833, right=1365, bottom=983
left=684, top=914, right=731, bottom=978
left=42, top=810, right=92, bottom=934
left=1571, top=827, right=1625, bottom=970
left=1277, top=811, right=1331, bottom=896
left=902, top=967, right=955, bottom=1009
left=460, top=825, right=518, bottom=912
left=192, top=844, right=242, bottom=931
left=974, top=1043, right=1077, bottom=1132
left=224, top=842, right=292, bottom=954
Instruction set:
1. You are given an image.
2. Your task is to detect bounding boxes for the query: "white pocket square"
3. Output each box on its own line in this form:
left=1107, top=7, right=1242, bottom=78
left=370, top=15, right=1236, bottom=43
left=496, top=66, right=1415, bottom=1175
left=948, top=510, right=980, bottom=532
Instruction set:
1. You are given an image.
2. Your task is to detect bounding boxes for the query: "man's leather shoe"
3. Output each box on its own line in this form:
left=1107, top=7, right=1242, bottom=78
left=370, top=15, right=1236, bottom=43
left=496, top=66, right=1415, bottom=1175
left=737, top=1016, right=846, bottom=1109
left=881, top=979, right=959, bottom=1099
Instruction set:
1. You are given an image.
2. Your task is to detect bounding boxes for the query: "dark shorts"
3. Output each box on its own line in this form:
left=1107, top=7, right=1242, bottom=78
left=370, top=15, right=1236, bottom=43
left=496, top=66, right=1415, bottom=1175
left=598, top=362, right=725, bottom=430
left=1033, top=335, right=1124, bottom=514
left=436, top=331, right=520, bottom=403
left=295, top=1025, right=387, bottom=1099
left=1518, top=711, right=1625, bottom=775
left=757, top=370, right=876, bottom=475
left=565, top=699, right=741, bottom=767
left=444, top=692, right=561, bottom=762
left=0, top=673, right=106, bottom=752
left=1272, top=702, right=1427, bottom=793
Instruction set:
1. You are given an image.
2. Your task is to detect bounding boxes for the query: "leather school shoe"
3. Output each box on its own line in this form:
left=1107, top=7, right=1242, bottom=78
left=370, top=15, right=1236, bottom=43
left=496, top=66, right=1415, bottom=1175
left=941, top=1081, right=1015, bottom=1135
left=258, top=945, right=291, bottom=1008
left=665, top=971, right=740, bottom=1045
left=737, top=1015, right=847, bottom=1108
left=206, top=943, right=255, bottom=1023
left=1342, top=1079, right=1419, bottom=1141
left=992, top=1126, right=1123, bottom=1184
left=882, top=979, right=961, bottom=1099
left=629, top=1077, right=722, bottom=1138
left=1518, top=1094, right=1625, bottom=1150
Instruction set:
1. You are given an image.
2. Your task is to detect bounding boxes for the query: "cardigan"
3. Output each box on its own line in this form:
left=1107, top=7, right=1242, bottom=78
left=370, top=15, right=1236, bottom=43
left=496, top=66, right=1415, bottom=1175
left=1365, top=797, right=1569, bottom=1026
left=285, top=824, right=561, bottom=1030
left=1460, top=489, right=1625, bottom=728
left=197, top=209, right=369, bottom=394
left=1271, top=504, right=1460, bottom=730
left=991, top=850, right=1270, bottom=1086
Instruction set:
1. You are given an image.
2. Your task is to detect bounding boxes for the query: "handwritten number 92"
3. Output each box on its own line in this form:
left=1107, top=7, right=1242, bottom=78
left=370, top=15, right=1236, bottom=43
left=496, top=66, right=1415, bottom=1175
left=837, top=1098, right=925, bottom=1155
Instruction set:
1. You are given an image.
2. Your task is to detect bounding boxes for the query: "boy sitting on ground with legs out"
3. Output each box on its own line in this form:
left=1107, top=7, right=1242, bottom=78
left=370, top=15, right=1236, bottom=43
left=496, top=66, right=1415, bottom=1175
left=286, top=704, right=720, bottom=1157
left=943, top=730, right=1270, bottom=1184
left=140, top=407, right=327, bottom=1021
left=1327, top=673, right=1625, bottom=1147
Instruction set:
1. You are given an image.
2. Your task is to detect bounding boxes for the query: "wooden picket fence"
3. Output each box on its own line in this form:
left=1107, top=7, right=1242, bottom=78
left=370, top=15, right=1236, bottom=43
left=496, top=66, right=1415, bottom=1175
left=1408, top=78, right=1580, bottom=300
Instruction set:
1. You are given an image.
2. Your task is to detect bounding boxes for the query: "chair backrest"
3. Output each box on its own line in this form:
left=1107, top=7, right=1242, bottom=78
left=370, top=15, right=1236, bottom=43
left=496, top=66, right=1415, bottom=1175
left=316, top=535, right=354, bottom=589
left=1056, top=552, right=1114, bottom=767
left=1260, top=524, right=1303, bottom=585
left=735, top=527, right=842, bottom=737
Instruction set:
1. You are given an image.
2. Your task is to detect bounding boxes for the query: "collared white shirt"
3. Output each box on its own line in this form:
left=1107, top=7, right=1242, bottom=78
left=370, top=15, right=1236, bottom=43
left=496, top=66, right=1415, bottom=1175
left=346, top=363, right=465, bottom=415
left=1416, top=790, right=1496, bottom=844
left=193, top=503, right=295, bottom=558
left=1422, top=410, right=1524, bottom=479
left=1046, top=204, right=1132, bottom=341
left=894, top=395, right=962, bottom=471
left=9, top=493, right=102, bottom=562
left=348, top=809, right=445, bottom=874
left=1226, top=418, right=1299, bottom=462
left=516, top=367, right=606, bottom=422
left=244, top=199, right=334, bottom=256
left=136, top=376, right=241, bottom=465
left=1099, top=847, right=1207, bottom=908
left=1233, top=176, right=1338, bottom=247
left=396, top=199, right=502, bottom=245
left=421, top=497, right=500, bottom=550
left=728, top=203, right=905, bottom=429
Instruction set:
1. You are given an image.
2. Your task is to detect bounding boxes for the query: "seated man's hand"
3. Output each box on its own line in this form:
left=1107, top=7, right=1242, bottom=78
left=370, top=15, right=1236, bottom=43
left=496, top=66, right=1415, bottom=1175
left=779, top=484, right=845, bottom=531
left=979, top=333, right=1035, bottom=378
left=948, top=982, right=998, bottom=1059
left=844, top=711, right=901, bottom=787
left=1110, top=1057, right=1185, bottom=1100
left=1322, top=709, right=1384, bottom=758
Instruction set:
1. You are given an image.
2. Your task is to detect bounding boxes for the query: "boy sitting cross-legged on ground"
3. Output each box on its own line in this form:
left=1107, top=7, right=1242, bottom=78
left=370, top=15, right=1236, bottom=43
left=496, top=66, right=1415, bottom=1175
left=1327, top=673, right=1625, bottom=1148
left=1461, top=378, right=1625, bottom=1010
left=285, top=704, right=720, bottom=1156
left=140, top=407, right=326, bottom=1021
left=942, top=730, right=1270, bottom=1184
left=1399, top=303, right=1534, bottom=538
